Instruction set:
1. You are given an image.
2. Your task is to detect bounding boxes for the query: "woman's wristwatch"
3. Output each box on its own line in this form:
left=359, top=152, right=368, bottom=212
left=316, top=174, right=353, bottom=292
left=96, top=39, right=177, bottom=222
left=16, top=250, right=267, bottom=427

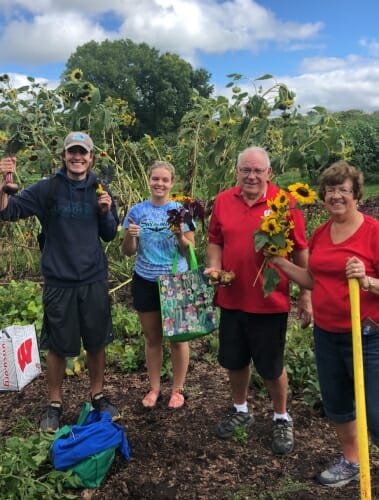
left=362, top=276, right=376, bottom=291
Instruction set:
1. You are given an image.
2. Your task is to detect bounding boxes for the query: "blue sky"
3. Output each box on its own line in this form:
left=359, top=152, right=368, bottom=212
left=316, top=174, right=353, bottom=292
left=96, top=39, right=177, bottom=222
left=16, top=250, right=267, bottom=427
left=0, top=0, right=378, bottom=112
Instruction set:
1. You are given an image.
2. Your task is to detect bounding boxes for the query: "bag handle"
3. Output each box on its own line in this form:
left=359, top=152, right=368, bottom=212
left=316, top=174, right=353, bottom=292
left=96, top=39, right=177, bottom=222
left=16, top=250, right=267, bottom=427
left=171, top=244, right=198, bottom=273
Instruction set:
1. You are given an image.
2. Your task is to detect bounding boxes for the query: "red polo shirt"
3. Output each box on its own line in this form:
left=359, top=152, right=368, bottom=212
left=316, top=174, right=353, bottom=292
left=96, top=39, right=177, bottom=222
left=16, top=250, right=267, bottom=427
left=208, top=183, right=308, bottom=313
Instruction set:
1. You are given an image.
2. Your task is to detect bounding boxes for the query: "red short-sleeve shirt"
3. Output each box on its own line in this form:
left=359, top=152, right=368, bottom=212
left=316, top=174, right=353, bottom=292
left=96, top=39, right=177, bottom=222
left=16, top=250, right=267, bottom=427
left=208, top=183, right=308, bottom=313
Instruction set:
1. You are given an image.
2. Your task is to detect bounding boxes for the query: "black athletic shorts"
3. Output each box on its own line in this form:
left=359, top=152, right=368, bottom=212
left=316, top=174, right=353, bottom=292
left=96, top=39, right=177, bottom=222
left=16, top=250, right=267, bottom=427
left=40, top=280, right=114, bottom=357
left=218, top=308, right=288, bottom=380
left=131, top=272, right=160, bottom=312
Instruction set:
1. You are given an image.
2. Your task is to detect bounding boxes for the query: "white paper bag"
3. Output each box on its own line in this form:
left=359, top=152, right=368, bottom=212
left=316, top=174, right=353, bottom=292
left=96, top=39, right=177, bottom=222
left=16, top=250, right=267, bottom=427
left=0, top=325, right=41, bottom=391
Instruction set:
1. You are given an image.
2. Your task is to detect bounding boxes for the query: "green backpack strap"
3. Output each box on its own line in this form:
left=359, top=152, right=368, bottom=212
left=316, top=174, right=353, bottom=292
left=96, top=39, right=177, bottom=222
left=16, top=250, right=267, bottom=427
left=77, top=402, right=92, bottom=425
left=171, top=244, right=198, bottom=273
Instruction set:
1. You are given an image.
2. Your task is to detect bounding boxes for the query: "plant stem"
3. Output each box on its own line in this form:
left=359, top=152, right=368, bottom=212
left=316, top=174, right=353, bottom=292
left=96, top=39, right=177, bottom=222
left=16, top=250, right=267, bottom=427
left=253, top=257, right=267, bottom=287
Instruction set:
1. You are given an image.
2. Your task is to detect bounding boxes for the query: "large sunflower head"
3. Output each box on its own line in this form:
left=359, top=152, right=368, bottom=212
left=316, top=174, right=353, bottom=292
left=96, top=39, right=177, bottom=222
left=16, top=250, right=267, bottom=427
left=261, top=215, right=281, bottom=235
left=287, top=182, right=317, bottom=204
left=274, top=189, right=290, bottom=208
left=266, top=244, right=280, bottom=255
left=267, top=199, right=280, bottom=215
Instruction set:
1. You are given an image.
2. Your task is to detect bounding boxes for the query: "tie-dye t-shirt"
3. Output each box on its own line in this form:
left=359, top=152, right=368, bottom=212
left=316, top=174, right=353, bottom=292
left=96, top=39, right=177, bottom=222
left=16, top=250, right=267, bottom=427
left=123, top=200, right=191, bottom=281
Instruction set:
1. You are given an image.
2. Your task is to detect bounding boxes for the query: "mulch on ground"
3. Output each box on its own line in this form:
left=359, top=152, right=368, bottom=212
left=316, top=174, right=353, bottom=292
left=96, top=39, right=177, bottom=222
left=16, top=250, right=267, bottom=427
left=1, top=340, right=379, bottom=499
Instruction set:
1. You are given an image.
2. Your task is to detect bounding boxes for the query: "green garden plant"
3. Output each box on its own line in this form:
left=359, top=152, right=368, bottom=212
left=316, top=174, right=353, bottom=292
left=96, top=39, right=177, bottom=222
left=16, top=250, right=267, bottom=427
left=232, top=425, right=249, bottom=446
left=285, top=322, right=321, bottom=408
left=230, top=476, right=310, bottom=499
left=0, top=430, right=77, bottom=499
left=0, top=280, right=44, bottom=331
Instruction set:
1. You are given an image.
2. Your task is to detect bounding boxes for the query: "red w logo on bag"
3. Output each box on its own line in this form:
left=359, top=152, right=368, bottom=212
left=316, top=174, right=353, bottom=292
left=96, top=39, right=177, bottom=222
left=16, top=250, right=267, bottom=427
left=17, top=338, right=33, bottom=372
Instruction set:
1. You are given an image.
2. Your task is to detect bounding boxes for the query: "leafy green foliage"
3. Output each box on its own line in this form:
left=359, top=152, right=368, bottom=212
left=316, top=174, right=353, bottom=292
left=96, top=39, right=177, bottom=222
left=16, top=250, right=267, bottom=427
left=302, top=202, right=329, bottom=238
left=262, top=266, right=282, bottom=298
left=202, top=331, right=219, bottom=363
left=285, top=322, right=321, bottom=408
left=111, top=303, right=140, bottom=340
left=0, top=430, right=77, bottom=499
left=232, top=425, right=249, bottom=446
left=106, top=303, right=145, bottom=372
left=336, top=110, right=379, bottom=181
left=0, top=280, right=43, bottom=331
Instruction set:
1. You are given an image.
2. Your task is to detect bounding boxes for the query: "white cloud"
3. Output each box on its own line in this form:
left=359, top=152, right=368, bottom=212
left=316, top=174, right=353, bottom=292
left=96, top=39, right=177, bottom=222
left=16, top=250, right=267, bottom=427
left=6, top=72, right=58, bottom=90
left=0, top=12, right=114, bottom=64
left=214, top=57, right=379, bottom=113
left=0, top=0, right=323, bottom=65
left=359, top=38, right=379, bottom=57
left=300, top=54, right=360, bottom=73
left=288, top=63, right=379, bottom=112
left=116, top=0, right=323, bottom=57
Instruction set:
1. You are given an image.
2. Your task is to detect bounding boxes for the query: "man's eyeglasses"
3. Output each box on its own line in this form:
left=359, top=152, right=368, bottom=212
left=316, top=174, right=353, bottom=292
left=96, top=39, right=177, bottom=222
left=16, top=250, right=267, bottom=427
left=325, top=187, right=353, bottom=195
left=238, top=167, right=268, bottom=176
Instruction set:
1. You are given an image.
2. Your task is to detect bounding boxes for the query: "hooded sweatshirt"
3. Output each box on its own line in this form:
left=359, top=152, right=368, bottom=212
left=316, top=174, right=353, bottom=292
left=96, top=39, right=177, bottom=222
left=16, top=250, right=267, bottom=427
left=0, top=169, right=119, bottom=286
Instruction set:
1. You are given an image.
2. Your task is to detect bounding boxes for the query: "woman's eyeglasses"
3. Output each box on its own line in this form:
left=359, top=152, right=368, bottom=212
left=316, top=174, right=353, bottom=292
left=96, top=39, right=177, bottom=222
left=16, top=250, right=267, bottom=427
left=325, top=187, right=353, bottom=195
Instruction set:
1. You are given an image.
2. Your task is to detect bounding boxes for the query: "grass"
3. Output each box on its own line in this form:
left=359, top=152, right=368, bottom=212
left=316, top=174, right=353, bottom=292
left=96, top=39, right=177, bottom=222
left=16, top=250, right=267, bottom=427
left=364, top=184, right=379, bottom=198
left=229, top=476, right=311, bottom=499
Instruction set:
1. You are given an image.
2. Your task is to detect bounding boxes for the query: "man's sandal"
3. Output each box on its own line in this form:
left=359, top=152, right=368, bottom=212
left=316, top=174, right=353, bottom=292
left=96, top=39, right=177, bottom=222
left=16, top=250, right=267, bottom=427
left=168, top=389, right=187, bottom=409
left=142, top=389, right=162, bottom=409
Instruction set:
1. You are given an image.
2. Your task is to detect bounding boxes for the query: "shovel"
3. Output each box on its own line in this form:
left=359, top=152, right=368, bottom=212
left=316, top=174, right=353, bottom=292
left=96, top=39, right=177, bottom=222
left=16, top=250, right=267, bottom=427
left=348, top=278, right=371, bottom=499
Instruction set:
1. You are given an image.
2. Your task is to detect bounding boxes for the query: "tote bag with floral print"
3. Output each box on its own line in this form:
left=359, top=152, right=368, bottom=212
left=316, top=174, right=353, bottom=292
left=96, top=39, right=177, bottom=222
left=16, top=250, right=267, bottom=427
left=158, top=245, right=219, bottom=342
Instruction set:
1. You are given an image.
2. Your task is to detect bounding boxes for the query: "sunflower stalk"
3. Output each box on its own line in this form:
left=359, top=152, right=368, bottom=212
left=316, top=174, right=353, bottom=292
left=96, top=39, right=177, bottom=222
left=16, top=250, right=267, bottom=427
left=253, top=257, right=267, bottom=287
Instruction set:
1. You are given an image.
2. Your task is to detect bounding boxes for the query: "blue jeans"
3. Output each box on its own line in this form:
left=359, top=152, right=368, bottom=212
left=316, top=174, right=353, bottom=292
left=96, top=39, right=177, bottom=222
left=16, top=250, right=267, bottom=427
left=314, top=324, right=379, bottom=446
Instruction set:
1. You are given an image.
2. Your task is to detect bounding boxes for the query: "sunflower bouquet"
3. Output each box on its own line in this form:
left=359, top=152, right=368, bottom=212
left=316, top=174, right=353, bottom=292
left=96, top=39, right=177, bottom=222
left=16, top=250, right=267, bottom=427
left=254, top=182, right=317, bottom=296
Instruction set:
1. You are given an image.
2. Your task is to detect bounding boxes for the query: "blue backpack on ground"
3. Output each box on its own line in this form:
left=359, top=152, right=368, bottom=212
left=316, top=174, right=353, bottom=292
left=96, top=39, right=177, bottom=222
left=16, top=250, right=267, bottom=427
left=51, top=402, right=130, bottom=488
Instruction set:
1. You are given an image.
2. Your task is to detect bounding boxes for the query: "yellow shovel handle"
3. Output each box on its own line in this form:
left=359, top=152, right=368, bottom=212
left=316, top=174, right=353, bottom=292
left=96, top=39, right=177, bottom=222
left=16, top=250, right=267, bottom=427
left=349, top=278, right=371, bottom=499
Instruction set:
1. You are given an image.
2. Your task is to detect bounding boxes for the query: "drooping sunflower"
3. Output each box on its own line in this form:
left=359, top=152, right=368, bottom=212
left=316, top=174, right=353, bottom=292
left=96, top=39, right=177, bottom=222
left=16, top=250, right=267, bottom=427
left=70, top=68, right=83, bottom=81
left=0, top=131, right=8, bottom=144
left=283, top=238, right=295, bottom=255
left=287, top=182, right=317, bottom=204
